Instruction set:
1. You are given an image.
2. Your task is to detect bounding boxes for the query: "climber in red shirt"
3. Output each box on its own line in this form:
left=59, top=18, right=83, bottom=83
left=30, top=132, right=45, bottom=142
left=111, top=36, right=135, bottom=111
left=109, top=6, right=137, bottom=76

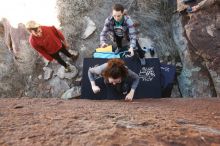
left=25, top=21, right=79, bottom=72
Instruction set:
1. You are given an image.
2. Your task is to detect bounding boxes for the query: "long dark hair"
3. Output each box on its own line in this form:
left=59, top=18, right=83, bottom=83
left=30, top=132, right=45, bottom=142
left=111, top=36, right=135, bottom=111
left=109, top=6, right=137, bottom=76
left=102, top=58, right=128, bottom=79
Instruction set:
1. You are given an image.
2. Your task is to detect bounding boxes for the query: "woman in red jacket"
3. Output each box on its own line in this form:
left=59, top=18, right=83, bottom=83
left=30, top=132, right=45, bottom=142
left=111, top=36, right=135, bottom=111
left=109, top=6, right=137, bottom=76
left=25, top=21, right=79, bottom=72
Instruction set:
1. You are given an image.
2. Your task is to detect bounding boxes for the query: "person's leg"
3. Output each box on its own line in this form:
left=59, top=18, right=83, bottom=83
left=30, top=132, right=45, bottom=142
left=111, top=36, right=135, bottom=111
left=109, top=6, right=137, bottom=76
left=59, top=44, right=79, bottom=61
left=136, top=40, right=145, bottom=58
left=115, top=35, right=123, bottom=53
left=59, top=47, right=72, bottom=58
left=126, top=36, right=145, bottom=57
left=50, top=51, right=68, bottom=68
left=135, top=40, right=146, bottom=65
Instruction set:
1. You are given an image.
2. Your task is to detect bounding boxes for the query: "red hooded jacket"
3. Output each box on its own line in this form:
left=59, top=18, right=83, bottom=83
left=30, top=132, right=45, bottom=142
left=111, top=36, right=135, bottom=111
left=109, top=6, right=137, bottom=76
left=29, top=26, right=65, bottom=61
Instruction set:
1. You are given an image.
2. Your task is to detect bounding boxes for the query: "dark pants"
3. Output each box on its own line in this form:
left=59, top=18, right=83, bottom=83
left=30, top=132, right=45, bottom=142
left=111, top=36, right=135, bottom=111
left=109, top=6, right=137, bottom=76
left=50, top=45, right=73, bottom=68
left=115, top=35, right=145, bottom=58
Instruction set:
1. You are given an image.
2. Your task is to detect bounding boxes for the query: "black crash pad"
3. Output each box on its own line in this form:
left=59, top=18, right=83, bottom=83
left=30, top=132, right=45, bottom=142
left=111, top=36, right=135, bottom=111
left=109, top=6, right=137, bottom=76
left=81, top=57, right=162, bottom=100
left=160, top=63, right=176, bottom=97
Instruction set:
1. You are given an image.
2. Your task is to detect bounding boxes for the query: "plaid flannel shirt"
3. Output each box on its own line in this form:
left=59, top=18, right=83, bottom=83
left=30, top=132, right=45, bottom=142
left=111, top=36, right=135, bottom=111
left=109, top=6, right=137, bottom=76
left=100, top=15, right=137, bottom=49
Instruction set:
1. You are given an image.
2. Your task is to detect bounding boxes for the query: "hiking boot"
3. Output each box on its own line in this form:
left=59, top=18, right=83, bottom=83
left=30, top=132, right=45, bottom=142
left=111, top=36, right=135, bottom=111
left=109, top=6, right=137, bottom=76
left=139, top=58, right=146, bottom=66
left=71, top=52, right=79, bottom=62
left=64, top=65, right=71, bottom=72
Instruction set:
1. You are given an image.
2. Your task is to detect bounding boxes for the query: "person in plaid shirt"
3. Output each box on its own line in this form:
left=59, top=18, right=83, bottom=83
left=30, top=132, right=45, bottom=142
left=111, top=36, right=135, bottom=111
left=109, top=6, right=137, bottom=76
left=100, top=4, right=146, bottom=65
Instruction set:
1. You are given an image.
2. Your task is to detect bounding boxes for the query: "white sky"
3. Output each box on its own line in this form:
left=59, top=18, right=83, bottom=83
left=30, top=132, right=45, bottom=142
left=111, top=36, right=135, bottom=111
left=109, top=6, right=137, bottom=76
left=0, top=0, right=60, bottom=28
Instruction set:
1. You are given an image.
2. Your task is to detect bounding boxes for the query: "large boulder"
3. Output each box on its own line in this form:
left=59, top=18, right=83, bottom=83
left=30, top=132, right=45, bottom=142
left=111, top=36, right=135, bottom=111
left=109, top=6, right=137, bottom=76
left=1, top=19, right=37, bottom=74
left=185, top=5, right=220, bottom=97
left=172, top=0, right=220, bottom=97
left=0, top=20, right=25, bottom=97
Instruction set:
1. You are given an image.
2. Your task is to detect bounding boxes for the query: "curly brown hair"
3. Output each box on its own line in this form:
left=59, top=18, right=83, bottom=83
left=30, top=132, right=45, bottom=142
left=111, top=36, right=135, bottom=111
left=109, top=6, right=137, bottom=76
left=102, top=58, right=128, bottom=79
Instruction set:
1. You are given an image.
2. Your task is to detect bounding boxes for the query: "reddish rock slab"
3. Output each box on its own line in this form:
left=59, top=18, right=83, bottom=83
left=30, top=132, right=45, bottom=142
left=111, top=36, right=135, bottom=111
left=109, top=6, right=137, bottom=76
left=0, top=97, right=220, bottom=146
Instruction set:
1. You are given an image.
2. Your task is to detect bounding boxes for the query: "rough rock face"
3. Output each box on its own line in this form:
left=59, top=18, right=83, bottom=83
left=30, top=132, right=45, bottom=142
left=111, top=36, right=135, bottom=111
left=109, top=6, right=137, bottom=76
left=173, top=0, right=220, bottom=97
left=0, top=20, right=25, bottom=97
left=0, top=47, right=23, bottom=98
left=172, top=14, right=215, bottom=97
left=186, top=5, right=220, bottom=97
left=0, top=0, right=219, bottom=98
left=1, top=19, right=37, bottom=74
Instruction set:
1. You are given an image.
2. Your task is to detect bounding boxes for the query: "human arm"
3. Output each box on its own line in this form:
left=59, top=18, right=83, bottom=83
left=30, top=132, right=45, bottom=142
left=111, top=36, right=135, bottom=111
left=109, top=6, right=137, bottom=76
left=125, top=89, right=135, bottom=101
left=126, top=17, right=137, bottom=56
left=90, top=81, right=100, bottom=94
left=125, top=69, right=140, bottom=101
left=51, top=26, right=69, bottom=48
left=88, top=63, right=108, bottom=93
left=100, top=17, right=111, bottom=47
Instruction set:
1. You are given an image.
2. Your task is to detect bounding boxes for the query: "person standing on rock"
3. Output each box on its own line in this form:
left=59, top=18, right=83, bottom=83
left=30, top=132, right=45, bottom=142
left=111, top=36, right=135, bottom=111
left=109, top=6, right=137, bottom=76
left=25, top=21, right=79, bottom=72
left=88, top=58, right=139, bottom=101
left=100, top=4, right=146, bottom=65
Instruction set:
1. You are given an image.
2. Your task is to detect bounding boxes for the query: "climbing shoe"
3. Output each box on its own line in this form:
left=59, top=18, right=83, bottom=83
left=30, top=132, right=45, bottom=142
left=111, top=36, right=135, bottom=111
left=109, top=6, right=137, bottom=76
left=71, top=52, right=79, bottom=62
